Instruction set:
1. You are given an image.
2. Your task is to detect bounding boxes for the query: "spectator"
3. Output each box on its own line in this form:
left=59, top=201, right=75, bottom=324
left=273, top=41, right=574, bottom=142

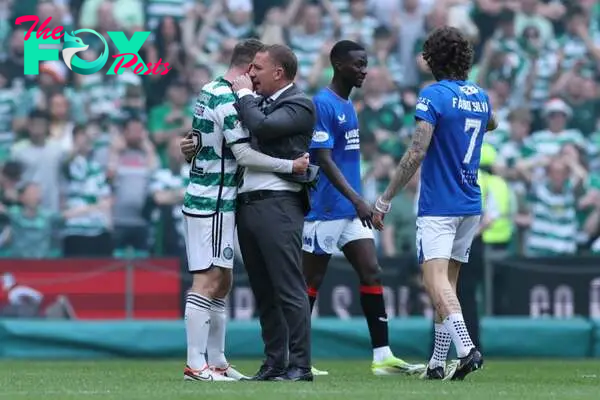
left=0, top=65, right=16, bottom=162
left=108, top=117, right=158, bottom=257
left=61, top=126, right=113, bottom=257
left=149, top=80, right=192, bottom=167
left=149, top=135, right=189, bottom=256
left=494, top=109, right=534, bottom=200
left=4, top=182, right=61, bottom=258
left=287, top=2, right=333, bottom=86
left=339, top=0, right=379, bottom=48
left=517, top=155, right=580, bottom=257
left=11, top=109, right=66, bottom=214
left=48, top=92, right=75, bottom=153
left=358, top=66, right=404, bottom=160
left=144, top=16, right=188, bottom=108
left=522, top=98, right=585, bottom=161
left=0, top=161, right=22, bottom=208
left=369, top=26, right=405, bottom=88
left=515, top=0, right=555, bottom=46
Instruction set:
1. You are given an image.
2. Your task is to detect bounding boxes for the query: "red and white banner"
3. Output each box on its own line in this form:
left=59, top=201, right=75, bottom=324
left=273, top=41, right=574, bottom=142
left=0, top=258, right=182, bottom=319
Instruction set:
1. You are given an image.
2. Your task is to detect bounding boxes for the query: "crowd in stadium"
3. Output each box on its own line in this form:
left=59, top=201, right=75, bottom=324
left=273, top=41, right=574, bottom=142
left=0, top=0, right=598, bottom=259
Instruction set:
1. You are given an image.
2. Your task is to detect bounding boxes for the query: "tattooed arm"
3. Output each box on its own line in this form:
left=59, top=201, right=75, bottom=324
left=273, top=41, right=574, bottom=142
left=383, top=120, right=433, bottom=202
left=373, top=120, right=433, bottom=229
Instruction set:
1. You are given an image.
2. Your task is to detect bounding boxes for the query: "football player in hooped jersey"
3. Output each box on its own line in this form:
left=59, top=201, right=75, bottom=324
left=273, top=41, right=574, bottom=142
left=302, top=40, right=426, bottom=377
left=374, top=27, right=498, bottom=381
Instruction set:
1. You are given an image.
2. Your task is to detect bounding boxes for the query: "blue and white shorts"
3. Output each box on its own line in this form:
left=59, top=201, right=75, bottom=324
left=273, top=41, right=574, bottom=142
left=302, top=218, right=373, bottom=255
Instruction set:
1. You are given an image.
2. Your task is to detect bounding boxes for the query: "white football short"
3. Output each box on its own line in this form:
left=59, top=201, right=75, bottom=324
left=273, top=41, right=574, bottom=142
left=302, top=218, right=374, bottom=255
left=183, top=213, right=235, bottom=272
left=416, top=215, right=480, bottom=264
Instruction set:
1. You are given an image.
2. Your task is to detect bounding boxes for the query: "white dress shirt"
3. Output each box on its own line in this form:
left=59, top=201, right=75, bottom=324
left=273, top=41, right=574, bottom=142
left=236, top=83, right=302, bottom=193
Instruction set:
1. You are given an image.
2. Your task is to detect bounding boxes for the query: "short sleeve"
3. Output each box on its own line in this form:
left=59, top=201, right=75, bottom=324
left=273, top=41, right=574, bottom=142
left=415, top=85, right=442, bottom=126
left=310, top=99, right=335, bottom=150
left=213, top=101, right=250, bottom=146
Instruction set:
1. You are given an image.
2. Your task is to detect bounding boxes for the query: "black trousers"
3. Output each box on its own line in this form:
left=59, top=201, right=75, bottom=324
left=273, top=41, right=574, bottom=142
left=63, top=231, right=113, bottom=257
left=236, top=190, right=311, bottom=369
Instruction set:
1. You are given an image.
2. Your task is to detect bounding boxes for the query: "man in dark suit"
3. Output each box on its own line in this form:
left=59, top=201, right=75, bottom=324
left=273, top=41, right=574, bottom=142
left=231, top=44, right=316, bottom=382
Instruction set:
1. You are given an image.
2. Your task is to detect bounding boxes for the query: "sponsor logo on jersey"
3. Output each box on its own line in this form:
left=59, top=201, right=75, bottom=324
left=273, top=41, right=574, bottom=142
left=460, top=85, right=479, bottom=95
left=313, top=131, right=329, bottom=143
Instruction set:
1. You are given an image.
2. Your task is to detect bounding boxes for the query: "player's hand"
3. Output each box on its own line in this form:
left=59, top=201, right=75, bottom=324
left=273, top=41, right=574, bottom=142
left=181, top=131, right=196, bottom=161
left=232, top=73, right=254, bottom=92
left=292, top=153, right=310, bottom=174
left=373, top=211, right=385, bottom=231
left=353, top=198, right=373, bottom=229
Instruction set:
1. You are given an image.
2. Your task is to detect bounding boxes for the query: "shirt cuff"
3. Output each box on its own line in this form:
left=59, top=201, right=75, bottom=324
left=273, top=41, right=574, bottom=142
left=236, top=88, right=254, bottom=99
left=284, top=160, right=294, bottom=174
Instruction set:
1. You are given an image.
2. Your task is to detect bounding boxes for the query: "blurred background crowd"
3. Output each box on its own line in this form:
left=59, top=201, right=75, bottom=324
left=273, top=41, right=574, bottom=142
left=0, top=0, right=599, bottom=260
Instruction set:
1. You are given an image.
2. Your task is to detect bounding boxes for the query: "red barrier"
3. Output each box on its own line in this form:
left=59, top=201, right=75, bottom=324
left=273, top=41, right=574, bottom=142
left=0, top=259, right=181, bottom=319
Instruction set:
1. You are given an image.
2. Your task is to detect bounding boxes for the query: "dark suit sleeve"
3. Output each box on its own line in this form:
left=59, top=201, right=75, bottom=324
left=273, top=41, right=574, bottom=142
left=236, top=95, right=316, bottom=141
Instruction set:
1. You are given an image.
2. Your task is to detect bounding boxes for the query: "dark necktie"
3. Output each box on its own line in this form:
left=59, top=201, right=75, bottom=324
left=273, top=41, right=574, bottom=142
left=259, top=97, right=273, bottom=113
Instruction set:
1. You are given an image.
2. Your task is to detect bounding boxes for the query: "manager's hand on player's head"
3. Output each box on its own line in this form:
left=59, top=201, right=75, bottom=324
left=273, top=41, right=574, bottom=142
left=292, top=153, right=310, bottom=175
left=181, top=130, right=196, bottom=161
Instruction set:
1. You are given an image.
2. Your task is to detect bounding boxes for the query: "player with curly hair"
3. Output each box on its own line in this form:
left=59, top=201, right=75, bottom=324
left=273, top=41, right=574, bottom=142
left=373, top=27, right=497, bottom=381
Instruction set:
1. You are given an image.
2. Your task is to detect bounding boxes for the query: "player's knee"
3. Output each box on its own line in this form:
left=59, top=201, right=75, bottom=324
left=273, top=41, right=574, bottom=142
left=305, top=270, right=325, bottom=289
left=190, top=267, right=221, bottom=296
left=214, top=269, right=233, bottom=298
left=358, top=264, right=382, bottom=286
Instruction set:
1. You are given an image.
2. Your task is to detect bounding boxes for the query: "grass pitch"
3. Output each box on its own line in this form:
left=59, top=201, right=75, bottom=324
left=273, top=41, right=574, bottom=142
left=1, top=359, right=599, bottom=400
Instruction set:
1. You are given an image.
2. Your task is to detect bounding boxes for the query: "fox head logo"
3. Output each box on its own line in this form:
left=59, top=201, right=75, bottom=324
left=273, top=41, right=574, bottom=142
left=62, top=29, right=108, bottom=75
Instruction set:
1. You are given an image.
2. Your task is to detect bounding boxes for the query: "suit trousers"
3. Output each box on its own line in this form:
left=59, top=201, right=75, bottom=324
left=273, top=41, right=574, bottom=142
left=236, top=190, right=311, bottom=369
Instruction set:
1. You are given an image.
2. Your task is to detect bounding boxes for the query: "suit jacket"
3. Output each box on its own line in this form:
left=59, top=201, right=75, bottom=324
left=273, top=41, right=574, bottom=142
left=235, top=84, right=318, bottom=185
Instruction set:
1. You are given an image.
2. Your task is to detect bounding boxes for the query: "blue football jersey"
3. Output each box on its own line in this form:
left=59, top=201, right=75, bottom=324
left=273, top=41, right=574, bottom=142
left=306, top=88, right=362, bottom=221
left=415, top=80, right=492, bottom=217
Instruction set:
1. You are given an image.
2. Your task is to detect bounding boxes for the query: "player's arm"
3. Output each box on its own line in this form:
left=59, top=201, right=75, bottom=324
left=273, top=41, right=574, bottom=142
left=375, top=119, right=434, bottom=217
left=216, top=102, right=307, bottom=174
left=313, top=149, right=357, bottom=201
left=231, top=142, right=308, bottom=174
left=235, top=95, right=316, bottom=141
left=315, top=148, right=374, bottom=228
left=311, top=101, right=374, bottom=228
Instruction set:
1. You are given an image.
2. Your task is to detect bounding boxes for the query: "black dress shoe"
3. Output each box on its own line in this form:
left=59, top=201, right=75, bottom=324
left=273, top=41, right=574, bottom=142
left=246, top=364, right=286, bottom=381
left=274, top=367, right=313, bottom=382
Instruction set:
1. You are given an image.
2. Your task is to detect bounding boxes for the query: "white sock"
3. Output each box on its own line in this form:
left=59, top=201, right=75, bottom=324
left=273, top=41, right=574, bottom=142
left=429, top=323, right=452, bottom=369
left=185, top=292, right=212, bottom=370
left=207, top=297, right=228, bottom=368
left=443, top=313, right=475, bottom=358
left=373, top=346, right=393, bottom=363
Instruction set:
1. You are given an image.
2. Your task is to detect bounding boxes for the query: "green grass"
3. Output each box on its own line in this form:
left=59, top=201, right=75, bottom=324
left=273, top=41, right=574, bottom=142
left=0, top=359, right=599, bottom=399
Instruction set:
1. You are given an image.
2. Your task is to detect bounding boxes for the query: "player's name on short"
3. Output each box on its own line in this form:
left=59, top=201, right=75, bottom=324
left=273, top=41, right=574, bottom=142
left=452, top=98, right=489, bottom=113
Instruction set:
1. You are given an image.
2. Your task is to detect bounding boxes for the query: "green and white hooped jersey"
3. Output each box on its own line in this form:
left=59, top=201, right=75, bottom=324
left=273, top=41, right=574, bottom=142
left=182, top=77, right=249, bottom=217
